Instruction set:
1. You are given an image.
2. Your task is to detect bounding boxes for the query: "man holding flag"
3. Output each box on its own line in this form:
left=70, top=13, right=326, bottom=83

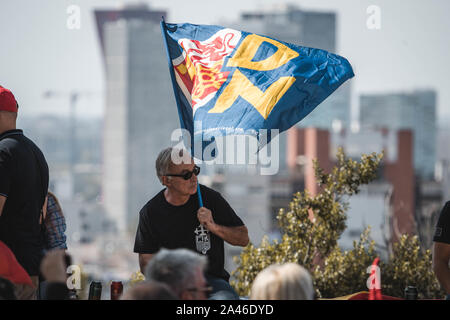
left=134, top=147, right=249, bottom=300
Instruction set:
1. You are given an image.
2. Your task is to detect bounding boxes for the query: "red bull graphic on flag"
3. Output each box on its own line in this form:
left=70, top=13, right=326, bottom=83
left=173, top=28, right=241, bottom=113
left=161, top=22, right=354, bottom=159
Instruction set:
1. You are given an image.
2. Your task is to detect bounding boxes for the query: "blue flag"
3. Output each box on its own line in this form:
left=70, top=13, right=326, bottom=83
left=161, top=22, right=354, bottom=157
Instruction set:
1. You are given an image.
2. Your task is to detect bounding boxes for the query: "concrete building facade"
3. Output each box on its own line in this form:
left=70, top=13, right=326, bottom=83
left=96, top=5, right=179, bottom=232
left=360, top=90, right=437, bottom=179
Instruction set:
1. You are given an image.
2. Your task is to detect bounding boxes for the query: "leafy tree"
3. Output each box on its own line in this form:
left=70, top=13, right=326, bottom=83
left=312, top=227, right=377, bottom=298
left=129, top=271, right=146, bottom=287
left=231, top=148, right=445, bottom=299
left=381, top=234, right=442, bottom=299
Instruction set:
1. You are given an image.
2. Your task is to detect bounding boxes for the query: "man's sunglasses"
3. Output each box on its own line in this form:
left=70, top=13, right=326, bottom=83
left=165, top=165, right=200, bottom=180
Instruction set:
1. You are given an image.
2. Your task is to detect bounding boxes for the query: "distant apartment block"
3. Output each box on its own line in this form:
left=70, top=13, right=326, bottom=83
left=360, top=90, right=437, bottom=179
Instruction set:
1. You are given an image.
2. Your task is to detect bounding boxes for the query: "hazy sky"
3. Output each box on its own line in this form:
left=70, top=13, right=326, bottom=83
left=1, top=0, right=449, bottom=125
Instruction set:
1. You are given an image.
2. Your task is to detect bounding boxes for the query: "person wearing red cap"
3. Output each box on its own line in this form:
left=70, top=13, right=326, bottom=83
left=0, top=86, right=49, bottom=300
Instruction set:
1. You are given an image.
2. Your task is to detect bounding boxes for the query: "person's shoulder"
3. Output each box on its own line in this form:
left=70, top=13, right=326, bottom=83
left=47, top=192, right=62, bottom=212
left=21, top=134, right=46, bottom=156
left=199, top=184, right=233, bottom=208
left=140, top=189, right=166, bottom=215
left=0, top=138, right=19, bottom=162
left=439, top=201, right=450, bottom=216
left=1, top=133, right=43, bottom=157
left=199, top=184, right=215, bottom=193
left=0, top=136, right=19, bottom=150
left=434, top=201, right=450, bottom=243
left=199, top=184, right=223, bottom=199
left=444, top=201, right=450, bottom=209
left=47, top=191, right=57, bottom=202
left=440, top=201, right=450, bottom=219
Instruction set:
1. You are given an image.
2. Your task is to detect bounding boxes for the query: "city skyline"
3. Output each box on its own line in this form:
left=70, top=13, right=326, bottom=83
left=360, top=90, right=437, bottom=179
left=96, top=7, right=180, bottom=231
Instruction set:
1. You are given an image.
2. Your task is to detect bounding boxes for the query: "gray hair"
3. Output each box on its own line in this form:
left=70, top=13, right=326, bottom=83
left=144, top=248, right=207, bottom=297
left=250, top=263, right=315, bottom=300
left=155, top=147, right=192, bottom=184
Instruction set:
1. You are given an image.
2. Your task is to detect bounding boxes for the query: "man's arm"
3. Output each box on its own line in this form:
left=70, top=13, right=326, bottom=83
left=197, top=207, right=249, bottom=247
left=209, top=224, right=249, bottom=247
left=433, top=242, right=450, bottom=294
left=0, top=195, right=6, bottom=217
left=139, top=253, right=154, bottom=274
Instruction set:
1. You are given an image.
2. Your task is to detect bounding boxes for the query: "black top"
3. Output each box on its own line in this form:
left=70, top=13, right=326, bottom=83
left=46, top=282, right=70, bottom=300
left=134, top=184, right=244, bottom=281
left=0, top=129, right=49, bottom=276
left=433, top=201, right=450, bottom=244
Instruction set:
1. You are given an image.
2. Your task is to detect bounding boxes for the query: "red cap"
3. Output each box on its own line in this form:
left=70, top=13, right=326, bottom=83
left=0, top=86, right=18, bottom=113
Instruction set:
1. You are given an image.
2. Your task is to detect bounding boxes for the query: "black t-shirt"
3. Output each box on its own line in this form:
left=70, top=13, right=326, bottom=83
left=0, top=129, right=49, bottom=276
left=134, top=184, right=244, bottom=281
left=433, top=201, right=450, bottom=244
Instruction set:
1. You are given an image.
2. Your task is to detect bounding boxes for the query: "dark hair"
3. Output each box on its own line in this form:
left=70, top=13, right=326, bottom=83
left=0, top=277, right=17, bottom=300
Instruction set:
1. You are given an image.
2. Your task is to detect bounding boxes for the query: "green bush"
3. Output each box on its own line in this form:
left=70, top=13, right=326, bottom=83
left=231, top=148, right=445, bottom=299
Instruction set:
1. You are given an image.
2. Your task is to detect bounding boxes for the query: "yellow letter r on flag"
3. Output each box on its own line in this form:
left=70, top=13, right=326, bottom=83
left=208, top=34, right=298, bottom=119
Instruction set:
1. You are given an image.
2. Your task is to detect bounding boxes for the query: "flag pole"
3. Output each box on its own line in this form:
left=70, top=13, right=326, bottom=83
left=160, top=17, right=204, bottom=208
left=160, top=17, right=186, bottom=131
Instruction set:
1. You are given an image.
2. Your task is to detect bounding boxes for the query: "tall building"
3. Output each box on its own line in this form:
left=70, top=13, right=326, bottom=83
left=95, top=4, right=179, bottom=232
left=360, top=90, right=437, bottom=179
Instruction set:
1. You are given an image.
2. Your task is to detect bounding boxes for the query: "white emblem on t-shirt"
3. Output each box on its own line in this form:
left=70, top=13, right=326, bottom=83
left=195, top=224, right=211, bottom=254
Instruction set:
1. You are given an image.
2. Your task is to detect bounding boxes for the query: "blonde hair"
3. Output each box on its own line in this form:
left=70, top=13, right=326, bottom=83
left=250, top=263, right=314, bottom=300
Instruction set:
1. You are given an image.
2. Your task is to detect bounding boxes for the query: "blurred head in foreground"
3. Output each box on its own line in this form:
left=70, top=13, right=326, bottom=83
left=250, top=263, right=315, bottom=300
left=144, top=248, right=209, bottom=300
